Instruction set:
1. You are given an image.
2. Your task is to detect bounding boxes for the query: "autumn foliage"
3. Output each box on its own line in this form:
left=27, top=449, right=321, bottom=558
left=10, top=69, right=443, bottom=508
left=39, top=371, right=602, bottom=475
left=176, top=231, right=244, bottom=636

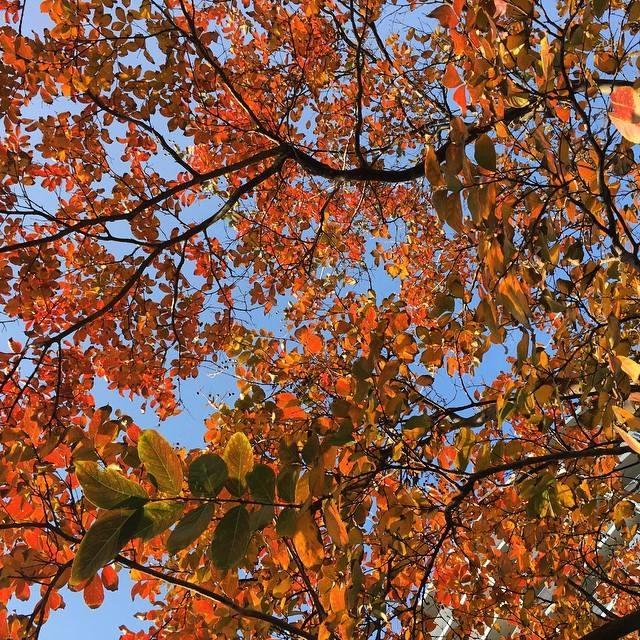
left=4, top=0, right=640, bottom=638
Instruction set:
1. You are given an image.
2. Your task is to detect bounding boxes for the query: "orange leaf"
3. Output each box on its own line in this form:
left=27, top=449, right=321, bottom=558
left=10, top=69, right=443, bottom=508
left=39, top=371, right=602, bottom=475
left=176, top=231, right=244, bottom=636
left=442, top=63, right=461, bottom=89
left=298, top=328, right=324, bottom=355
left=335, top=377, right=351, bottom=397
left=88, top=405, right=111, bottom=440
left=276, top=393, right=308, bottom=420
left=429, top=4, right=459, bottom=27
left=293, top=511, right=324, bottom=568
left=324, top=500, right=348, bottom=547
left=453, top=85, right=467, bottom=115
left=424, top=145, right=443, bottom=186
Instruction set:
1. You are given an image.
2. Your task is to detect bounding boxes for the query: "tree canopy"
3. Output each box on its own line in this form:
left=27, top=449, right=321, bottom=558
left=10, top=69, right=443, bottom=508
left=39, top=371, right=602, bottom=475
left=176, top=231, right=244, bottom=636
left=3, top=0, right=640, bottom=638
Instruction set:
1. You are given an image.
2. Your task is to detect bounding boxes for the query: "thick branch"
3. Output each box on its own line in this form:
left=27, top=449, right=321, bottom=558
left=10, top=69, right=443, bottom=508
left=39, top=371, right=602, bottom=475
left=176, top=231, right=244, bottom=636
left=578, top=608, right=640, bottom=640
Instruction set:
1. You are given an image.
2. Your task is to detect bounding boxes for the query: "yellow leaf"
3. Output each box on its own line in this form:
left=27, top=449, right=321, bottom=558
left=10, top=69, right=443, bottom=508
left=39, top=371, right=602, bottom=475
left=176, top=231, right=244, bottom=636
left=293, top=511, right=324, bottom=568
left=612, top=405, right=640, bottom=430
left=324, top=500, right=348, bottom=547
left=534, top=384, right=554, bottom=405
left=614, top=426, right=640, bottom=455
left=616, top=355, right=640, bottom=383
left=556, top=482, right=575, bottom=508
left=272, top=576, right=291, bottom=598
left=222, top=433, right=254, bottom=483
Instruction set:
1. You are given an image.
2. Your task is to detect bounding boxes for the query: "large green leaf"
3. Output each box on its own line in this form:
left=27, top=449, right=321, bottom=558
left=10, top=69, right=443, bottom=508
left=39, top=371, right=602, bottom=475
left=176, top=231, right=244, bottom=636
left=137, top=430, right=183, bottom=495
left=275, top=507, right=298, bottom=537
left=249, top=505, right=274, bottom=531
left=246, top=463, right=276, bottom=504
left=75, top=461, right=148, bottom=510
left=188, top=454, right=227, bottom=497
left=131, top=501, right=184, bottom=541
left=277, top=466, right=299, bottom=503
left=166, top=503, right=214, bottom=553
left=210, top=505, right=251, bottom=570
left=70, top=510, right=137, bottom=586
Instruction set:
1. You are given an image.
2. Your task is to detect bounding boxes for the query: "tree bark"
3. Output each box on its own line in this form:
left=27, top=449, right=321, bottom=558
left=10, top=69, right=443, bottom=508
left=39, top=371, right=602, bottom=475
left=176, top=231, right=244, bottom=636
left=579, top=609, right=640, bottom=640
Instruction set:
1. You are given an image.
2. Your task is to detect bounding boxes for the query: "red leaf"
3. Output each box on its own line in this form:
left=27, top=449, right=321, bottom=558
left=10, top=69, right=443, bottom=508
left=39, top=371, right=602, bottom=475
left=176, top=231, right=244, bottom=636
left=101, top=565, right=119, bottom=592
left=609, top=86, right=640, bottom=143
left=83, top=575, right=105, bottom=609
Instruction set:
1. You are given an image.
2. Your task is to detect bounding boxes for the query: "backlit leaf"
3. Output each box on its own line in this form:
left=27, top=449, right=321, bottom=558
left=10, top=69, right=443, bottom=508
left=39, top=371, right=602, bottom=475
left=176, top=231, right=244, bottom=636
left=612, top=405, right=640, bottom=430
left=324, top=500, right=348, bottom=547
left=76, top=461, right=148, bottom=510
left=614, top=426, right=640, bottom=455
left=222, top=432, right=254, bottom=484
left=292, top=511, right=324, bottom=568
left=616, top=355, right=640, bottom=383
left=131, top=501, right=184, bottom=541
left=83, top=575, right=104, bottom=609
left=609, top=86, right=640, bottom=144
left=138, top=430, right=183, bottom=496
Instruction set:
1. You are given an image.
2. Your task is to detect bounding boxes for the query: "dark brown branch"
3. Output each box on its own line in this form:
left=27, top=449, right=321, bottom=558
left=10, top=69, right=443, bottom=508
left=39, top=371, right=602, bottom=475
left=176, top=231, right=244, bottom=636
left=0, top=147, right=282, bottom=255
left=578, top=608, right=640, bottom=640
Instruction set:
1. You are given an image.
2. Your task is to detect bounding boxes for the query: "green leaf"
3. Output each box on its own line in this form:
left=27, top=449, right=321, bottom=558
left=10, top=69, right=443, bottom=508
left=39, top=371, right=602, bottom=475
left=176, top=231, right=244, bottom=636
left=276, top=507, right=298, bottom=537
left=246, top=464, right=276, bottom=504
left=131, top=501, right=184, bottom=541
left=70, top=510, right=137, bottom=586
left=188, top=454, right=227, bottom=497
left=454, top=426, right=476, bottom=471
left=225, top=477, right=246, bottom=497
left=301, top=433, right=320, bottom=464
left=475, top=134, right=497, bottom=171
left=352, top=356, right=374, bottom=380
left=210, top=505, right=251, bottom=570
left=76, top=461, right=148, bottom=510
left=166, top=503, right=214, bottom=554
left=222, top=432, right=254, bottom=484
left=325, top=424, right=355, bottom=446
left=277, top=466, right=299, bottom=503
left=250, top=505, right=275, bottom=531
left=402, top=414, right=431, bottom=435
left=137, top=430, right=183, bottom=496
